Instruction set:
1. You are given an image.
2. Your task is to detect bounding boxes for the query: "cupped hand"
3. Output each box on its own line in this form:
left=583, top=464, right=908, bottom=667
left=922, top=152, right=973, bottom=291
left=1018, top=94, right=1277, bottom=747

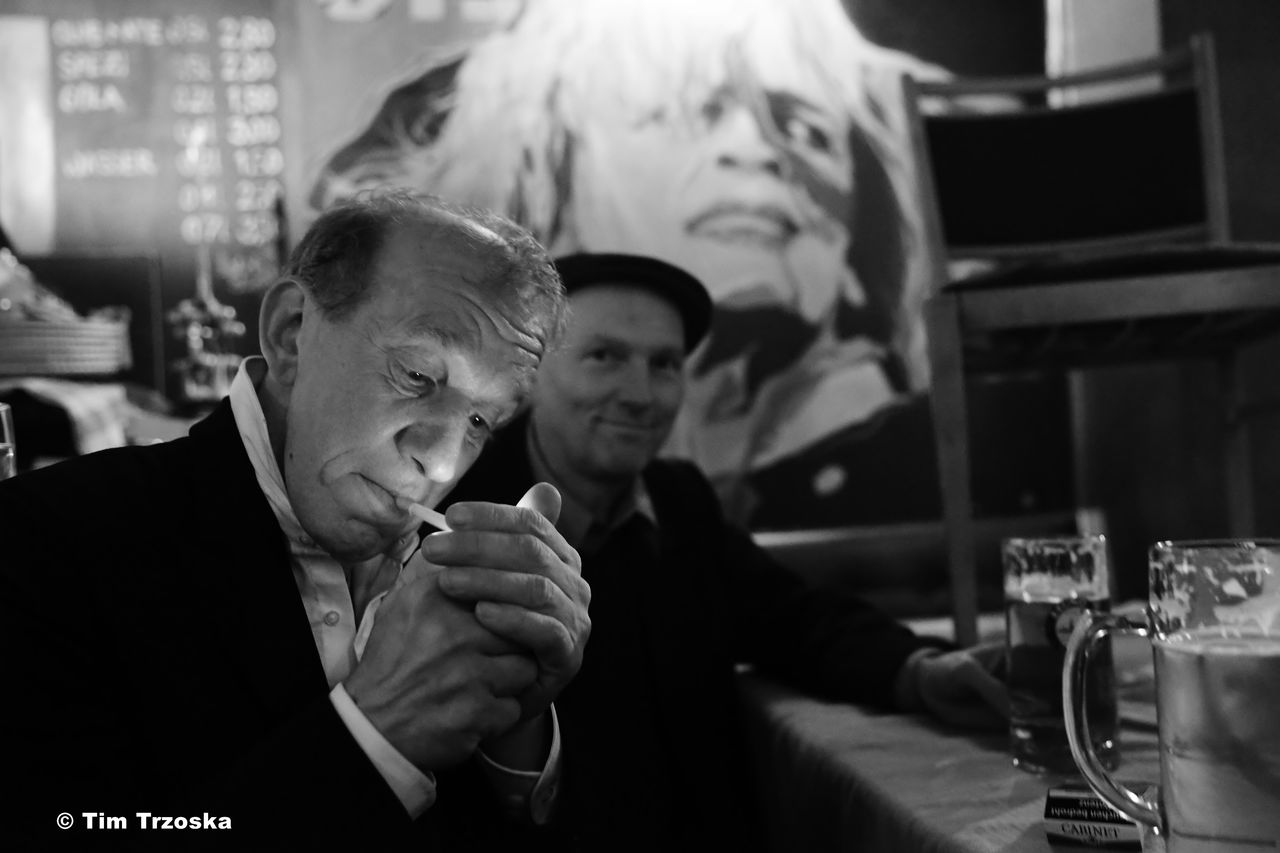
left=423, top=482, right=591, bottom=721
left=343, top=565, right=538, bottom=771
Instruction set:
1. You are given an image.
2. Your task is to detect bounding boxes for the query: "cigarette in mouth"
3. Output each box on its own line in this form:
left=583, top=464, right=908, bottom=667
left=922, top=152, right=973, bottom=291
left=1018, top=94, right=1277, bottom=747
left=406, top=502, right=451, bottom=532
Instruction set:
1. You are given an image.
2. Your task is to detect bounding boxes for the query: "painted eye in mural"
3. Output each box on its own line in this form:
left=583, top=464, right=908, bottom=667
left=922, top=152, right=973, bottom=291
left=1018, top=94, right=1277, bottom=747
left=780, top=113, right=831, bottom=154
left=632, top=103, right=674, bottom=128
left=767, top=94, right=842, bottom=159
left=699, top=93, right=728, bottom=126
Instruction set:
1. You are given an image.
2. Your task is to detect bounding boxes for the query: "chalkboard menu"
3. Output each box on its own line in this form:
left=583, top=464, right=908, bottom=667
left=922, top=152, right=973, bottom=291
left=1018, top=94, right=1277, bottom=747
left=1, top=0, right=287, bottom=290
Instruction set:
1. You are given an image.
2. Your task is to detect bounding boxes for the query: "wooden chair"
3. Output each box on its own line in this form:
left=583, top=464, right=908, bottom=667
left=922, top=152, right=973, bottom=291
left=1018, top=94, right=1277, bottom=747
left=902, top=34, right=1280, bottom=645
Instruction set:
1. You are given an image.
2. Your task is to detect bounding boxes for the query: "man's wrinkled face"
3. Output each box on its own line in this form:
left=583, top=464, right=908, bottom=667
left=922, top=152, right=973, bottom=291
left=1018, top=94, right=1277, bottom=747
left=530, top=285, right=686, bottom=487
left=283, top=229, right=543, bottom=562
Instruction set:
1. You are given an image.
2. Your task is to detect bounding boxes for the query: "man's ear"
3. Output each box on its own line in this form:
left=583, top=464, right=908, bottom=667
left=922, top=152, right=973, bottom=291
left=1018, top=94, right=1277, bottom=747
left=259, top=277, right=307, bottom=387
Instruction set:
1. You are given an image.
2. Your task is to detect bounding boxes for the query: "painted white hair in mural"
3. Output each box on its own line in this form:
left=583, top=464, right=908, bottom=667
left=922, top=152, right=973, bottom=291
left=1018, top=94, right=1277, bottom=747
left=310, top=0, right=950, bottom=523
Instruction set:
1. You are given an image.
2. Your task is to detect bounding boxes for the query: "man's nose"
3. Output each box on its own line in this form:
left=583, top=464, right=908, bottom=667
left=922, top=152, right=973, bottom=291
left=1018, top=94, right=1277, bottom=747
left=713, top=103, right=783, bottom=176
left=398, top=420, right=468, bottom=484
left=616, top=360, right=658, bottom=409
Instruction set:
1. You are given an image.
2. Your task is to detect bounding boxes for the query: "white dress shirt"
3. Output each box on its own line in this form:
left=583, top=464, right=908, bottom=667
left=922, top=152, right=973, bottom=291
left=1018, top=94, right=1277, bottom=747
left=227, top=357, right=559, bottom=822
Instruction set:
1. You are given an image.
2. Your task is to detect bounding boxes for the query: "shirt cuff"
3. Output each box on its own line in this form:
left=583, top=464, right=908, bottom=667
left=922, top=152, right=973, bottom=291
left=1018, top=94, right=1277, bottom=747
left=474, top=704, right=561, bottom=825
left=330, top=683, right=437, bottom=817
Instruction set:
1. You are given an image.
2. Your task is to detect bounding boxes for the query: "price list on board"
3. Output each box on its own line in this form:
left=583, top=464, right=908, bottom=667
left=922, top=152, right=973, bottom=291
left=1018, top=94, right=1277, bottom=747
left=48, top=2, right=284, bottom=287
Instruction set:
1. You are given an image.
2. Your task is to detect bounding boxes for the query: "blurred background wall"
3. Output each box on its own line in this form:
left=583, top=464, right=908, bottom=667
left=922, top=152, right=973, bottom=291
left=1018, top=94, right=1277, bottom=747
left=1, top=0, right=1277, bottom=610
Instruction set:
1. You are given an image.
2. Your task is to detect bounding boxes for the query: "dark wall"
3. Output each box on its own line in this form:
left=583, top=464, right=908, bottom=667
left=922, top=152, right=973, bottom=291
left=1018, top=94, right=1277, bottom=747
left=1163, top=0, right=1280, bottom=530
left=1076, top=0, right=1280, bottom=601
left=1163, top=0, right=1280, bottom=242
left=845, top=0, right=1044, bottom=75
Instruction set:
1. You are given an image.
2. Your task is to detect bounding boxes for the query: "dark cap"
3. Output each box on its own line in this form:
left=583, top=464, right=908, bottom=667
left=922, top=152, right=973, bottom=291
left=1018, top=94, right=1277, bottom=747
left=553, top=253, right=713, bottom=352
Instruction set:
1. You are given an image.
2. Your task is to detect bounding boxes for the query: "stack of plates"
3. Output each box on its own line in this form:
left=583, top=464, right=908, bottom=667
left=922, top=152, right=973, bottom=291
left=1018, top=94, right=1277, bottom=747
left=0, top=316, right=132, bottom=376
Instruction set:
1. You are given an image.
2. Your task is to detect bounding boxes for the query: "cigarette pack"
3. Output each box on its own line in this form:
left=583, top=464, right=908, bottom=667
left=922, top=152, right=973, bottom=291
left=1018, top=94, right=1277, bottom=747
left=1042, top=784, right=1143, bottom=849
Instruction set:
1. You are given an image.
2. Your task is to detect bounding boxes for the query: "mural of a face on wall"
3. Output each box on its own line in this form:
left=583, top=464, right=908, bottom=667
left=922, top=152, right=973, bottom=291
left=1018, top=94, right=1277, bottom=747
left=309, top=0, right=949, bottom=526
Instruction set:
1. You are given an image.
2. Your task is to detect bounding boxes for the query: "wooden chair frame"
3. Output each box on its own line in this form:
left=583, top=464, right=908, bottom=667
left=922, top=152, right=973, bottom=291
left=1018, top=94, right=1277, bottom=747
left=903, top=34, right=1280, bottom=644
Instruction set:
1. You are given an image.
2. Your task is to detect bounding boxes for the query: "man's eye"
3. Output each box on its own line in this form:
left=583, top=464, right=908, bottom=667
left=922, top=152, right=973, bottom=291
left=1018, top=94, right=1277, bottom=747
left=654, top=355, right=684, bottom=373
left=397, top=365, right=439, bottom=395
left=467, top=414, right=492, bottom=439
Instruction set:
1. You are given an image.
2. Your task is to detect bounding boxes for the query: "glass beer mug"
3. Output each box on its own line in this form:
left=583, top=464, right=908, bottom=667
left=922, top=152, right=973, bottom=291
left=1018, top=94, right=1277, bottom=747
left=1064, top=539, right=1280, bottom=852
left=1005, top=535, right=1117, bottom=774
left=0, top=402, right=14, bottom=479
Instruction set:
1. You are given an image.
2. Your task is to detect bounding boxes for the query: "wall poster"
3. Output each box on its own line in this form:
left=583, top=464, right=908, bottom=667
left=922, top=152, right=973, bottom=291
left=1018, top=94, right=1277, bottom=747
left=294, top=0, right=1057, bottom=531
left=0, top=0, right=1057, bottom=529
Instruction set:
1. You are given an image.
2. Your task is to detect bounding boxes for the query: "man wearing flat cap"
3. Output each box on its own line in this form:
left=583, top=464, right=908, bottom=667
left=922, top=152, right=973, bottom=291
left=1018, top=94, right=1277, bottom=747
left=444, top=252, right=1006, bottom=852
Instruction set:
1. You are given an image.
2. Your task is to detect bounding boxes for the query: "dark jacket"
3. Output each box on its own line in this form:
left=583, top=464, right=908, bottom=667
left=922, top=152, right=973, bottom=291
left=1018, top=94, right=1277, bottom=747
left=0, top=400, right=511, bottom=852
left=445, top=415, right=945, bottom=852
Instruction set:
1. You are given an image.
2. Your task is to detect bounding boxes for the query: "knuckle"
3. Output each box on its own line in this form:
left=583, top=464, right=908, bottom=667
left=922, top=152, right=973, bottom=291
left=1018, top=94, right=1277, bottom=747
left=526, top=574, right=557, bottom=609
left=519, top=534, right=551, bottom=568
left=515, top=505, right=548, bottom=533
left=554, top=620, right=577, bottom=654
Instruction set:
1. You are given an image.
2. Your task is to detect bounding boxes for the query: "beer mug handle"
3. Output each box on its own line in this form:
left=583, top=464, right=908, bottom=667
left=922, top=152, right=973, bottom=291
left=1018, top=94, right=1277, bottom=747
left=1063, top=611, right=1163, bottom=831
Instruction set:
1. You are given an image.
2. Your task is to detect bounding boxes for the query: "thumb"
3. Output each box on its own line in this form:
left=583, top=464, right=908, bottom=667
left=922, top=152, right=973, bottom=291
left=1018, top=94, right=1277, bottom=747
left=518, top=481, right=562, bottom=526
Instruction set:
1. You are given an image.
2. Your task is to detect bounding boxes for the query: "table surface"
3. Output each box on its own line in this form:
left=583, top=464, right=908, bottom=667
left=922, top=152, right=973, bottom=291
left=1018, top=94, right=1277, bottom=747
left=738, top=634, right=1163, bottom=853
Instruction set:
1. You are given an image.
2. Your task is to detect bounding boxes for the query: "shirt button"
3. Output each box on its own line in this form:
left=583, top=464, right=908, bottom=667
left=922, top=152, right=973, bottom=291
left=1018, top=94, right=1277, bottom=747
left=323, top=610, right=340, bottom=626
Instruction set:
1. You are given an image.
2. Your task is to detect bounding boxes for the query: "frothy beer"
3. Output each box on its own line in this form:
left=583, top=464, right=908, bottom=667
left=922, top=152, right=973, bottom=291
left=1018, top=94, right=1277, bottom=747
left=1155, top=629, right=1280, bottom=852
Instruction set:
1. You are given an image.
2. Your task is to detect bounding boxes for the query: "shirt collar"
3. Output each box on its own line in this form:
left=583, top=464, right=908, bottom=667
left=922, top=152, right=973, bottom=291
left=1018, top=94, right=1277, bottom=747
left=228, top=356, right=418, bottom=565
left=524, top=419, right=656, bottom=552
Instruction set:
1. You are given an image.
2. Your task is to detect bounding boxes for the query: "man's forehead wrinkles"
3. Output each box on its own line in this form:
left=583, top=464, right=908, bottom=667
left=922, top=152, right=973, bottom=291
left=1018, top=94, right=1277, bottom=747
left=457, top=288, right=548, bottom=363
left=402, top=314, right=473, bottom=350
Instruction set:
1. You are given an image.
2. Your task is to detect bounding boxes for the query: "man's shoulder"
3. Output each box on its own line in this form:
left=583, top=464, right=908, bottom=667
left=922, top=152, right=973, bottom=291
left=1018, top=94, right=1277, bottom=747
left=1, top=401, right=245, bottom=513
left=7, top=439, right=172, bottom=495
left=645, top=456, right=713, bottom=492
left=643, top=457, right=724, bottom=521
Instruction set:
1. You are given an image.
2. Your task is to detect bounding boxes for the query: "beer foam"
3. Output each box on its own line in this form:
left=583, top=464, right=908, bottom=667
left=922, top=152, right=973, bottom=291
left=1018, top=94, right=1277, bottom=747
left=1006, top=575, right=1103, bottom=601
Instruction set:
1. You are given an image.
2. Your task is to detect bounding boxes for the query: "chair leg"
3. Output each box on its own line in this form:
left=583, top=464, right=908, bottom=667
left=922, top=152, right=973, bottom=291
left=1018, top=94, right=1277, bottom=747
left=1220, top=350, right=1255, bottom=537
left=926, top=296, right=979, bottom=646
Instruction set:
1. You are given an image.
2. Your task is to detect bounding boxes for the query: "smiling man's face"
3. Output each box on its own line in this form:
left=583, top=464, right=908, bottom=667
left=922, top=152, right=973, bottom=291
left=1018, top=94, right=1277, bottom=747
left=530, top=284, right=686, bottom=492
left=280, top=226, right=543, bottom=562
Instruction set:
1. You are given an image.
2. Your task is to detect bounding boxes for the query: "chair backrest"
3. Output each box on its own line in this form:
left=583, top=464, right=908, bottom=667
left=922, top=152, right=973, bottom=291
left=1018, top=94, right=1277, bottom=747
left=902, top=34, right=1228, bottom=282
